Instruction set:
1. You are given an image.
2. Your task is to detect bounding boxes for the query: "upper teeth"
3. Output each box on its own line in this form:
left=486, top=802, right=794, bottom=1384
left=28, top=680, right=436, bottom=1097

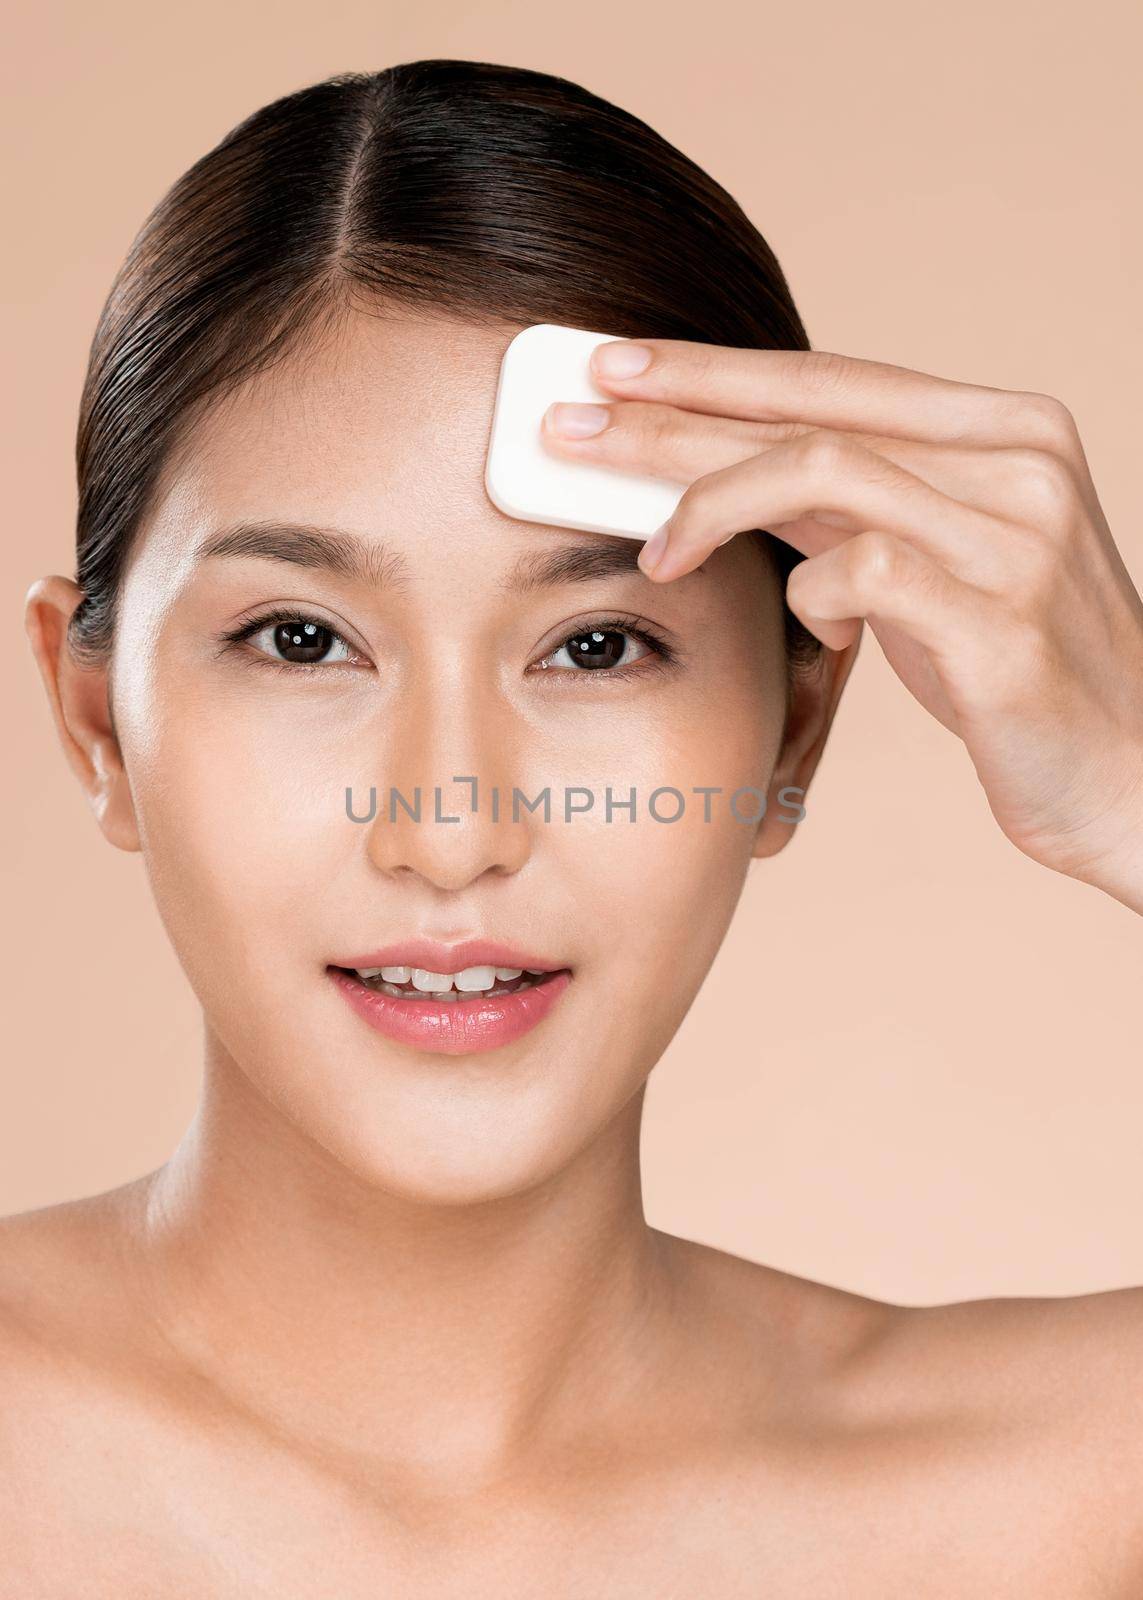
left=354, top=965, right=546, bottom=992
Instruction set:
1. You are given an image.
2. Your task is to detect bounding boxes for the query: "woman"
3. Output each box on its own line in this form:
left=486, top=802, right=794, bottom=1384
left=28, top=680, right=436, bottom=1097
left=12, top=57, right=1143, bottom=1591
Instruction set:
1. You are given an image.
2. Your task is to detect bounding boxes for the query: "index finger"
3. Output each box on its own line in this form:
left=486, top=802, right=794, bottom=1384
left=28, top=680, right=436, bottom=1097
left=588, top=339, right=1082, bottom=459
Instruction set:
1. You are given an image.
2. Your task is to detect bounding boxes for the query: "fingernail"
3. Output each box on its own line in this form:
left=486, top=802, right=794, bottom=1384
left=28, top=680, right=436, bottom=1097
left=639, top=523, right=670, bottom=575
left=592, top=340, right=652, bottom=379
left=544, top=401, right=611, bottom=438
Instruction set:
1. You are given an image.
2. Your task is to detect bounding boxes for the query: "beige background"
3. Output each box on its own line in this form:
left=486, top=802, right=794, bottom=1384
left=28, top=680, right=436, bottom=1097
left=4, top=0, right=1139, bottom=1304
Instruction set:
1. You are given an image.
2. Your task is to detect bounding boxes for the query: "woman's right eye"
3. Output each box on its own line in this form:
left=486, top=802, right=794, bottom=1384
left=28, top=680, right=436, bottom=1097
left=255, top=618, right=355, bottom=666
left=224, top=613, right=363, bottom=670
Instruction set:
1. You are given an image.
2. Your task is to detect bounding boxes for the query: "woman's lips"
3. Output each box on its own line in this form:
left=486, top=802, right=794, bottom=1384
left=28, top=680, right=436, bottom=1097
left=330, top=939, right=561, bottom=975
left=328, top=966, right=572, bottom=1057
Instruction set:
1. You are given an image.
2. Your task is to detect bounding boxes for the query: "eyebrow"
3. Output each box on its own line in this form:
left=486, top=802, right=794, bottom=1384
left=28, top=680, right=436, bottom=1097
left=196, top=522, right=409, bottom=590
left=195, top=519, right=650, bottom=593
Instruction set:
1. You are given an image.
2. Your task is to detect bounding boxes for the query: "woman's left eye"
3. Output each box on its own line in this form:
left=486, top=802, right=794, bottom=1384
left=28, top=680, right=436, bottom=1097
left=539, top=625, right=655, bottom=674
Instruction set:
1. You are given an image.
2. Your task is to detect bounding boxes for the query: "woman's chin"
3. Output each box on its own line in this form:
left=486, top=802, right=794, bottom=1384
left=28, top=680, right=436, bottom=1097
left=304, top=1129, right=591, bottom=1210
left=239, top=1055, right=618, bottom=1210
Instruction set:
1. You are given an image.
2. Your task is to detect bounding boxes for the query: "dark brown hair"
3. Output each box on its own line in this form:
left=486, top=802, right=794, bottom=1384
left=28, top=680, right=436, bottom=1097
left=71, top=58, right=821, bottom=674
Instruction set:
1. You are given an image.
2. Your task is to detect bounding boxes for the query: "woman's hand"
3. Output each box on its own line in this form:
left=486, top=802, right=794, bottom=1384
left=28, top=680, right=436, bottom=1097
left=541, top=341, right=1143, bottom=914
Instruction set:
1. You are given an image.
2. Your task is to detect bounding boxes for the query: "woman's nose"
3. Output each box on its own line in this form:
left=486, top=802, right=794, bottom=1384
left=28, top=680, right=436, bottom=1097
left=360, top=683, right=535, bottom=891
left=363, top=772, right=534, bottom=890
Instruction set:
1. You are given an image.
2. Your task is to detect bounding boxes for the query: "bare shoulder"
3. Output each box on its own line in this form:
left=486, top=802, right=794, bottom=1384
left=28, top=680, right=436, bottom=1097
left=901, top=1277, right=1143, bottom=1390
left=0, top=1181, right=161, bottom=1446
left=670, top=1228, right=1143, bottom=1439
left=662, top=1231, right=1143, bottom=1590
left=0, top=1184, right=204, bottom=1594
left=0, top=1181, right=151, bottom=1343
left=889, top=1282, right=1143, bottom=1570
left=886, top=1279, right=1143, bottom=1449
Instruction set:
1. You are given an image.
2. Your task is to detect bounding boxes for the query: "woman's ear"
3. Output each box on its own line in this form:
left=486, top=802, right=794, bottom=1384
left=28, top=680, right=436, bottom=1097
left=751, top=625, right=863, bottom=861
left=24, top=576, right=141, bottom=853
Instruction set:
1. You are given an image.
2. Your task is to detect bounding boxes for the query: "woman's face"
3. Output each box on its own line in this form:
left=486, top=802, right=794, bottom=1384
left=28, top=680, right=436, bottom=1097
left=94, top=308, right=816, bottom=1203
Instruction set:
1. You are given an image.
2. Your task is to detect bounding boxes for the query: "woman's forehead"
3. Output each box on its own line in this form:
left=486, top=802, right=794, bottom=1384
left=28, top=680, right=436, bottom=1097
left=124, top=309, right=670, bottom=607
left=164, top=310, right=519, bottom=531
left=126, top=306, right=777, bottom=651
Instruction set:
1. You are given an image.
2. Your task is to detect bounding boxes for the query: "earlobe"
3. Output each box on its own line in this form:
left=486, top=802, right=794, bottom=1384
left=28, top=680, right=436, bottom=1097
left=23, top=575, right=141, bottom=854
left=750, top=626, right=863, bottom=861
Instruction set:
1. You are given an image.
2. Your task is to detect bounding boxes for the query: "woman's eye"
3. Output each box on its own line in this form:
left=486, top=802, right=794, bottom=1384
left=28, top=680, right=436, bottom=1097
left=541, top=626, right=652, bottom=673
left=247, top=617, right=356, bottom=666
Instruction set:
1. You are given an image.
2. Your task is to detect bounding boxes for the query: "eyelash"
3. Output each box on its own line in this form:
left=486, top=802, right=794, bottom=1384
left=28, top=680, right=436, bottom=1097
left=215, top=608, right=679, bottom=683
left=534, top=614, right=677, bottom=683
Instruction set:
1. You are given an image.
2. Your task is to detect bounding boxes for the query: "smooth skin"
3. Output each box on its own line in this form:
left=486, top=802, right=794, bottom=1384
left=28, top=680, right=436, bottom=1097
left=7, top=309, right=1143, bottom=1598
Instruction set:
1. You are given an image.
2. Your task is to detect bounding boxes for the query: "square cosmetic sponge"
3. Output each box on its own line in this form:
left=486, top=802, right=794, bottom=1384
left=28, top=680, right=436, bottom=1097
left=484, top=323, right=686, bottom=541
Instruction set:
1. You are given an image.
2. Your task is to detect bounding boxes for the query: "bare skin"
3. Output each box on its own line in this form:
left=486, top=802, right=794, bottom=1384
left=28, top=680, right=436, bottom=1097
left=11, top=308, right=1143, bottom=1594
left=2, top=1190, right=1142, bottom=1596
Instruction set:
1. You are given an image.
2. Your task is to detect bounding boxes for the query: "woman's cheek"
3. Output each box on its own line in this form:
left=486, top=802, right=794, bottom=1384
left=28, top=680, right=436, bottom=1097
left=128, top=689, right=355, bottom=1014
left=546, top=731, right=766, bottom=1069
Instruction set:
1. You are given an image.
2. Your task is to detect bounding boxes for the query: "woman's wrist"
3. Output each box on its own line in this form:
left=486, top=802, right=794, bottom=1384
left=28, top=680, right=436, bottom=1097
left=1063, top=755, right=1143, bottom=914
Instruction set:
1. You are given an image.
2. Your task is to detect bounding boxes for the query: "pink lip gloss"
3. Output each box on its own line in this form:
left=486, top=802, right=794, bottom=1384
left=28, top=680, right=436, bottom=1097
left=328, top=967, right=572, bottom=1056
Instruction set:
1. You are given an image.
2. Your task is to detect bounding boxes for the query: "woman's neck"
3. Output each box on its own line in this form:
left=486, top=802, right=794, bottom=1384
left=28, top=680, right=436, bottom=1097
left=121, top=1042, right=678, bottom=1489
